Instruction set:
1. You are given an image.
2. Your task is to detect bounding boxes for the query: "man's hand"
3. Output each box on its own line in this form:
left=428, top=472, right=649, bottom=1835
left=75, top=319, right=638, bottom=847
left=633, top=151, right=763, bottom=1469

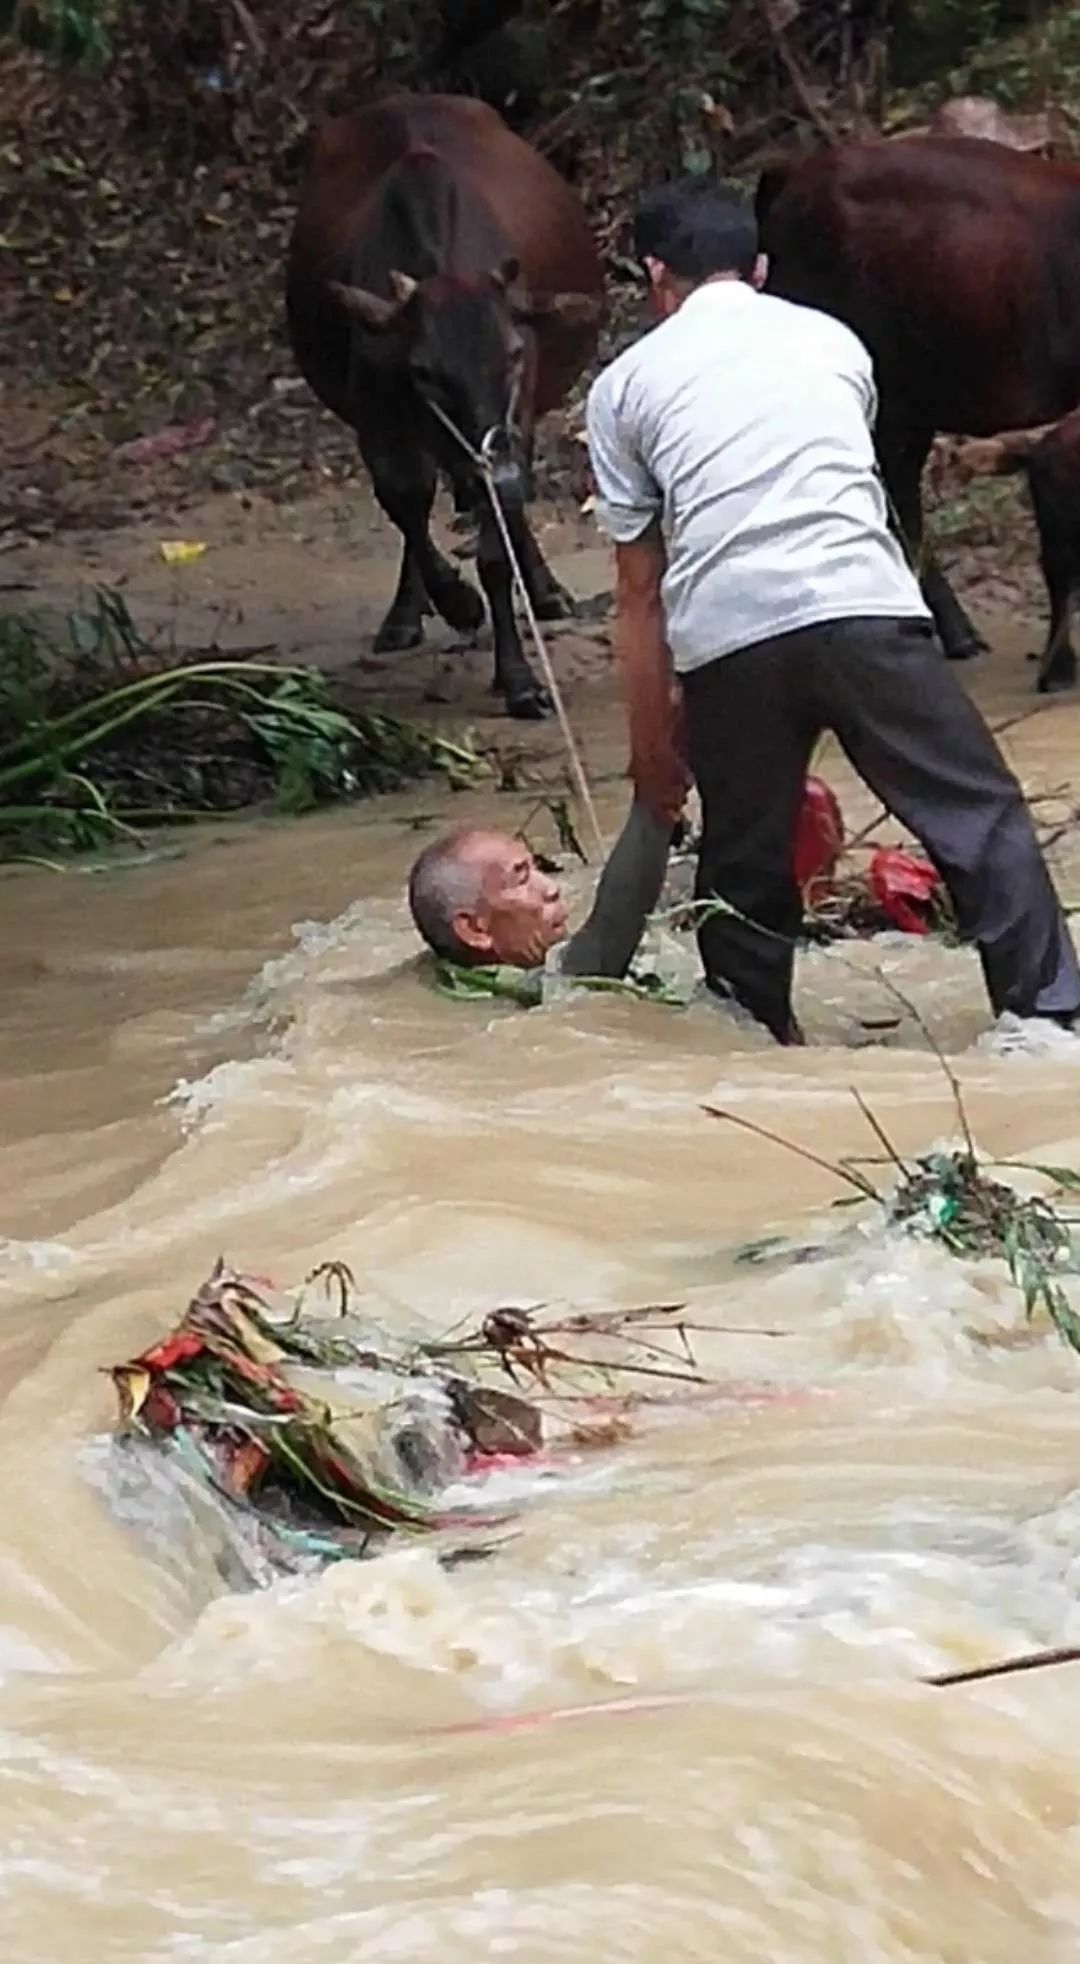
left=614, top=529, right=689, bottom=826
left=629, top=674, right=690, bottom=826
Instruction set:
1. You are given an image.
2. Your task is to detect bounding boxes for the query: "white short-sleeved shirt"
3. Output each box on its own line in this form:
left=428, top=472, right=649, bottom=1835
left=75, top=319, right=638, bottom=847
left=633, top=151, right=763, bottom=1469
left=585, top=281, right=930, bottom=672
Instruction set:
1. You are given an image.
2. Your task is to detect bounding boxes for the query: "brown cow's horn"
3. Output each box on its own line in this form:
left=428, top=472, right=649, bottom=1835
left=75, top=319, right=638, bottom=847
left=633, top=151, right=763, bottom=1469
left=388, top=270, right=419, bottom=305
left=550, top=292, right=604, bottom=328
left=328, top=281, right=401, bottom=331
left=510, top=290, right=604, bottom=329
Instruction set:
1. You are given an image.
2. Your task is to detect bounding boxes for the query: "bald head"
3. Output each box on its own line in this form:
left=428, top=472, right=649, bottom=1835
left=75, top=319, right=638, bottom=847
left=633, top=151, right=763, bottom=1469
left=408, top=828, right=568, bottom=969
left=408, top=829, right=488, bottom=962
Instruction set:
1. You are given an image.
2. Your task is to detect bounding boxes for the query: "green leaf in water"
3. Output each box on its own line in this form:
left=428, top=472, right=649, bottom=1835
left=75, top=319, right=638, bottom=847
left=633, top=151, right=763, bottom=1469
left=431, top=960, right=543, bottom=1008
left=928, top=1191, right=959, bottom=1229
left=993, top=1160, right=1080, bottom=1192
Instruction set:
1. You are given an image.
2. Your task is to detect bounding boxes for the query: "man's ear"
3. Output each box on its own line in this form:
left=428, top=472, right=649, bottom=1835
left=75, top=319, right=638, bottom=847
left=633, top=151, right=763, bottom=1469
left=642, top=254, right=666, bottom=292
left=750, top=251, right=768, bottom=291
left=451, top=910, right=496, bottom=959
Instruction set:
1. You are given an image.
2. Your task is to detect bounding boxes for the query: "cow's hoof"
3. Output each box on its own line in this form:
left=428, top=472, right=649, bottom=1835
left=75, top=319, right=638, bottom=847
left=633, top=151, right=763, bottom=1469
left=943, top=639, right=982, bottom=663
left=436, top=580, right=486, bottom=636
left=374, top=616, right=425, bottom=654
left=1037, top=662, right=1077, bottom=695
left=532, top=584, right=576, bottom=623
left=505, top=681, right=552, bottom=720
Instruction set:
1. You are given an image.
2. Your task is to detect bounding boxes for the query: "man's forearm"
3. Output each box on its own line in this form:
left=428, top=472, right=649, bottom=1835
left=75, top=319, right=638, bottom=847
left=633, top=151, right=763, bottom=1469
left=613, top=532, right=687, bottom=822
left=616, top=585, right=673, bottom=723
left=615, top=531, right=675, bottom=760
left=615, top=528, right=670, bottom=682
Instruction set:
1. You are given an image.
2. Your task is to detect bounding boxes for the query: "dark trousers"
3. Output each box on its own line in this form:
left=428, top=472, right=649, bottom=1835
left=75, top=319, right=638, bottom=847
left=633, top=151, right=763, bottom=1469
left=681, top=616, right=1080, bottom=1042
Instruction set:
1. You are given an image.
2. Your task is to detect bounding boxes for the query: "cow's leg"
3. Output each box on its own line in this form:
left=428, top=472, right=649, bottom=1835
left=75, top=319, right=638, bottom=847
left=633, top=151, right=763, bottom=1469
left=514, top=437, right=575, bottom=621
left=878, top=424, right=985, bottom=661
left=374, top=544, right=431, bottom=653
left=517, top=520, right=577, bottom=622
left=449, top=475, right=477, bottom=539
left=1034, top=529, right=1076, bottom=695
left=1028, top=461, right=1077, bottom=693
left=476, top=501, right=550, bottom=719
left=367, top=453, right=485, bottom=650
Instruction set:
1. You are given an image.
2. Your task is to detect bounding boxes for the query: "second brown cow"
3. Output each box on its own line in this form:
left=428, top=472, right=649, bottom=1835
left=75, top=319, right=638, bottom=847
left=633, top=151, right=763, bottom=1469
left=757, top=135, right=1080, bottom=691
left=287, top=93, right=603, bottom=718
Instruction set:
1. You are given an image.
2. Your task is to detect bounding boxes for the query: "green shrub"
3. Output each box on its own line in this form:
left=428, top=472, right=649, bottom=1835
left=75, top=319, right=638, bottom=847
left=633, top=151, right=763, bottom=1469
left=1, top=0, right=112, bottom=64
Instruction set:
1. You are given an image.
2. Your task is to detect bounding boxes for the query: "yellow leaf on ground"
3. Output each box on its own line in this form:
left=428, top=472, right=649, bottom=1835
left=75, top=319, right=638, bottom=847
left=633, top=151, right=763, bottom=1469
left=158, top=540, right=208, bottom=567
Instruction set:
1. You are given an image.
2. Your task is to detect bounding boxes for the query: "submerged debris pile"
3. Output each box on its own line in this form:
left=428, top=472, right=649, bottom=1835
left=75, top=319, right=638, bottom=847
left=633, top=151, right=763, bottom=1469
left=671, top=778, right=954, bottom=954
left=887, top=1150, right=1080, bottom=1350
left=802, top=849, right=955, bottom=941
left=793, top=776, right=953, bottom=941
left=711, top=1077, right=1080, bottom=1356
left=108, top=1260, right=706, bottom=1572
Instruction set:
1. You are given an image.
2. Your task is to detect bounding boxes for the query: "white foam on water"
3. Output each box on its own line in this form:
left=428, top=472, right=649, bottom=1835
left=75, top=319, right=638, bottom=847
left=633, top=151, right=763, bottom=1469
left=979, top=1013, right=1080, bottom=1059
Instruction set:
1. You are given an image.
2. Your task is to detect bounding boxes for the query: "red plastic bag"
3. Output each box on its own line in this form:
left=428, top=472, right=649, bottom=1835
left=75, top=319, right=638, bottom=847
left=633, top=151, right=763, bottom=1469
left=869, top=847, right=943, bottom=934
left=793, top=776, right=845, bottom=898
left=138, top=1330, right=206, bottom=1374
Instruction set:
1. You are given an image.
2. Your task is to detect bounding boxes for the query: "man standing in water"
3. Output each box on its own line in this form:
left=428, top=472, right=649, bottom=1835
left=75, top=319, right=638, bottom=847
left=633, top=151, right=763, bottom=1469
left=585, top=176, right=1080, bottom=1043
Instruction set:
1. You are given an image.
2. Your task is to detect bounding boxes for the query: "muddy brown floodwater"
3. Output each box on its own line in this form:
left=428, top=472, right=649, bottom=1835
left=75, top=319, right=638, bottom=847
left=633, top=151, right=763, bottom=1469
left=4, top=486, right=1080, bottom=1961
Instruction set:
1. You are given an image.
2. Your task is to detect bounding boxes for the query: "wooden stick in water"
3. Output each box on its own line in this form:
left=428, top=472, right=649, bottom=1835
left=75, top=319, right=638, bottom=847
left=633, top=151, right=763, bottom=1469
left=926, top=1643, right=1080, bottom=1688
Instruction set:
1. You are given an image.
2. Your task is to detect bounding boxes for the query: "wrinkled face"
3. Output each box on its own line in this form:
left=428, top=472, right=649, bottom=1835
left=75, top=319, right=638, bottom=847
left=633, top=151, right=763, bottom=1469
left=451, top=831, right=567, bottom=968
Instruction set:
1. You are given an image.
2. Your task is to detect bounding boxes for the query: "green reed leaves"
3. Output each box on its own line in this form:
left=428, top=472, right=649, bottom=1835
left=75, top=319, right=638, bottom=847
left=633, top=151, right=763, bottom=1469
left=0, top=591, right=483, bottom=855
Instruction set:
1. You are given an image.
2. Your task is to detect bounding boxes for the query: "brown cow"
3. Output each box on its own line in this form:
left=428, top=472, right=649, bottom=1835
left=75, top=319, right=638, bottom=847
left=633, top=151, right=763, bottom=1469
left=287, top=93, right=603, bottom=718
left=756, top=135, right=1080, bottom=691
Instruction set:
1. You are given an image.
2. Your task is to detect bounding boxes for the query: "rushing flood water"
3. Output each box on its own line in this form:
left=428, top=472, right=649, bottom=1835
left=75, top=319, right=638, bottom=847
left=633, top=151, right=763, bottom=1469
left=4, top=600, right=1080, bottom=1960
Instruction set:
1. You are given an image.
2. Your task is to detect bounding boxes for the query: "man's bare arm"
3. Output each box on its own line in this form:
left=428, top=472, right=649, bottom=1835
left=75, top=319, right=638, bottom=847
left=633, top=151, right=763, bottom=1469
left=615, top=526, right=688, bottom=824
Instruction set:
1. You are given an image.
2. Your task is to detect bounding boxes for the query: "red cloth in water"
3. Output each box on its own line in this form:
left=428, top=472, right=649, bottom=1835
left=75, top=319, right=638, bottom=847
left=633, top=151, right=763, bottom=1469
left=794, top=776, right=845, bottom=898
left=869, top=847, right=943, bottom=934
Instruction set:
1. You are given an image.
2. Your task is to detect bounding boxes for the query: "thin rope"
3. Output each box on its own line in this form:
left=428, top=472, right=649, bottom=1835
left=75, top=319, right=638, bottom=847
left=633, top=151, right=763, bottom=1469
left=426, top=399, right=605, bottom=856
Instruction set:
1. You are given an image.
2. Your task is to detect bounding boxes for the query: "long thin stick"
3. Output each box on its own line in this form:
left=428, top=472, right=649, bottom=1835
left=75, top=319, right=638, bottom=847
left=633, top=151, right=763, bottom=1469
left=702, top=1103, right=880, bottom=1199
left=850, top=1085, right=910, bottom=1177
left=926, top=1643, right=1080, bottom=1688
left=867, top=969, right=977, bottom=1161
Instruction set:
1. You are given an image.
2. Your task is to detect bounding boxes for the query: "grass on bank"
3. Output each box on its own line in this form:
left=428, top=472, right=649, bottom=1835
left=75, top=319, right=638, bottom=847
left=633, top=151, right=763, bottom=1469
left=0, top=587, right=483, bottom=858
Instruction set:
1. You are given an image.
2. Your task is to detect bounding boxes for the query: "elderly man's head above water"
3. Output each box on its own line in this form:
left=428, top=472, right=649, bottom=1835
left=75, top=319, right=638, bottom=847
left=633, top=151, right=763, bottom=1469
left=409, top=829, right=569, bottom=968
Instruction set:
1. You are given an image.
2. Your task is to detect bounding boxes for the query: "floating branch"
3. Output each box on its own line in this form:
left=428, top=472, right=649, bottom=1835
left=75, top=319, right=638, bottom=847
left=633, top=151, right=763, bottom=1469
left=926, top=1643, right=1080, bottom=1689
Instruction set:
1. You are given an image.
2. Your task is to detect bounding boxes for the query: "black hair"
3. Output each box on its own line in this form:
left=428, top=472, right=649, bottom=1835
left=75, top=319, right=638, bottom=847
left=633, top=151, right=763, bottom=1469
left=632, top=177, right=759, bottom=281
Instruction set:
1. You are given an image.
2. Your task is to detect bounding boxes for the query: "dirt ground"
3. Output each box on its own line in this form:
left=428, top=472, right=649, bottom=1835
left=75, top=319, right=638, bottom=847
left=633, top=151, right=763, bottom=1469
left=1, top=374, right=1075, bottom=835
left=1, top=371, right=622, bottom=807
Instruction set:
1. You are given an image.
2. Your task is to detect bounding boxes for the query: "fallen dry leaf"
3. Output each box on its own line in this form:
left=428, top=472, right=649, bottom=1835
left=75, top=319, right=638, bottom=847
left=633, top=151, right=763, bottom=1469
left=158, top=539, right=208, bottom=567
left=111, top=1364, right=151, bottom=1424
